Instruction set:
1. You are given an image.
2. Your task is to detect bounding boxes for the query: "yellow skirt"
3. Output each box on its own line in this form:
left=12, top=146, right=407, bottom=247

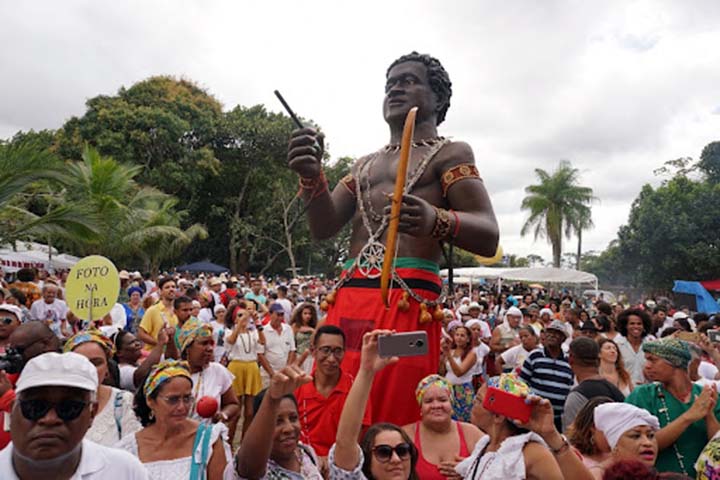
left=227, top=360, right=262, bottom=396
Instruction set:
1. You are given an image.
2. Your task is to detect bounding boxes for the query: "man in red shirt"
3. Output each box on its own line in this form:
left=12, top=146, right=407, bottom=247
left=294, top=325, right=372, bottom=459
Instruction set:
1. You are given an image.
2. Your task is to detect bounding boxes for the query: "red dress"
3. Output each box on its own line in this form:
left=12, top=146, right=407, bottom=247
left=413, top=421, right=471, bottom=479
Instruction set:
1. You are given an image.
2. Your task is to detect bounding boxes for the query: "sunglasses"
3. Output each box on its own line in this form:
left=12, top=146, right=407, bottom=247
left=0, top=317, right=15, bottom=325
left=316, top=346, right=345, bottom=358
left=372, top=443, right=412, bottom=463
left=19, top=398, right=89, bottom=422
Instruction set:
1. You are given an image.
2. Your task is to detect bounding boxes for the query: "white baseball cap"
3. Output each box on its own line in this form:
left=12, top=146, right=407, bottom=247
left=16, top=352, right=98, bottom=394
left=0, top=304, right=23, bottom=321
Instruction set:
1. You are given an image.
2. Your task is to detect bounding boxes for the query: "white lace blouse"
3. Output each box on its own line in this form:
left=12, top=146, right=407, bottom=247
left=455, top=432, right=547, bottom=480
left=115, top=422, right=231, bottom=480
left=86, top=387, right=142, bottom=446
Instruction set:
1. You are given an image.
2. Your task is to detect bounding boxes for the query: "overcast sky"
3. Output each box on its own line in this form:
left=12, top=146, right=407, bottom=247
left=2, top=0, right=720, bottom=264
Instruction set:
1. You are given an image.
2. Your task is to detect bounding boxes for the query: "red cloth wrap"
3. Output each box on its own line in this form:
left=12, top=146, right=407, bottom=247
left=324, top=266, right=441, bottom=426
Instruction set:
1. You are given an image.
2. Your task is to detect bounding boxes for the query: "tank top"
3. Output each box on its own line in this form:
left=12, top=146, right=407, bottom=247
left=414, top=421, right=471, bottom=480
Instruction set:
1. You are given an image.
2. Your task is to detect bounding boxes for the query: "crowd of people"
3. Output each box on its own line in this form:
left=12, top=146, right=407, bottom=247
left=0, top=266, right=719, bottom=479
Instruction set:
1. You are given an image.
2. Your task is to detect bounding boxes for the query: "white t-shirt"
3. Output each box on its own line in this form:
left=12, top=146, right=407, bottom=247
left=86, top=387, right=142, bottom=447
left=209, top=320, right=227, bottom=362
left=119, top=363, right=137, bottom=391
left=699, top=360, right=719, bottom=381
left=501, top=345, right=537, bottom=374
left=259, top=323, right=296, bottom=373
left=471, top=343, right=491, bottom=376
left=446, top=353, right=476, bottom=385
left=0, top=439, right=148, bottom=480
left=225, top=329, right=261, bottom=362
left=198, top=308, right=213, bottom=324
left=190, top=362, right=234, bottom=421
left=29, top=299, right=69, bottom=336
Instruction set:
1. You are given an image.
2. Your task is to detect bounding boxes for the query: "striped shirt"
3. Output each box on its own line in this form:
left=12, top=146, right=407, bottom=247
left=520, top=347, right=574, bottom=429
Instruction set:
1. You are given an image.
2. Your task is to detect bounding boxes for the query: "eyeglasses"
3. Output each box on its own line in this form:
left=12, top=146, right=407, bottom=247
left=158, top=394, right=194, bottom=406
left=316, top=346, right=344, bottom=358
left=372, top=443, right=412, bottom=463
left=18, top=398, right=88, bottom=422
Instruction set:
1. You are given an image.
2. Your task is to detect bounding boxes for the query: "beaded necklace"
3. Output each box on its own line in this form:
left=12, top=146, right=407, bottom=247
left=656, top=382, right=692, bottom=475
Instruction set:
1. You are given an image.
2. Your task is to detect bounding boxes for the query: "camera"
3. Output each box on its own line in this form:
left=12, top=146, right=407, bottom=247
left=0, top=348, right=25, bottom=374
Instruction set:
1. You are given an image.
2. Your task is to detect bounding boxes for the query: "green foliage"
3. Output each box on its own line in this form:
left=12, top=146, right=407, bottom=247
left=699, top=142, right=720, bottom=184
left=439, top=247, right=479, bottom=269
left=520, top=160, right=595, bottom=267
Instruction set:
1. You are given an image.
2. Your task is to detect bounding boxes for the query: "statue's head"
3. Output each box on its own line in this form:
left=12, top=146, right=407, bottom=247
left=384, top=52, right=452, bottom=126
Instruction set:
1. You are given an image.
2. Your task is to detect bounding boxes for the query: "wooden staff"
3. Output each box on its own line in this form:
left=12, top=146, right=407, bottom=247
left=380, top=107, right=418, bottom=307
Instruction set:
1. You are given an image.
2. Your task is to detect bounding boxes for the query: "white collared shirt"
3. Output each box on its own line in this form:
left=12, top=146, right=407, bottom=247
left=0, top=439, right=148, bottom=479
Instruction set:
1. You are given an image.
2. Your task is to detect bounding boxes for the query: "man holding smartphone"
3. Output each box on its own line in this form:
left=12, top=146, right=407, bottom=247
left=287, top=52, right=499, bottom=426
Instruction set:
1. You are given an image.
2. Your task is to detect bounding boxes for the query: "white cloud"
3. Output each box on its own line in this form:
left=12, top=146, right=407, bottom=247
left=2, top=0, right=720, bottom=264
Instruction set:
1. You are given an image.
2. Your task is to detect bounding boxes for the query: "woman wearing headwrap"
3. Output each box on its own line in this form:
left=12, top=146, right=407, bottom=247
left=458, top=374, right=595, bottom=480
left=123, top=285, right=145, bottom=333
left=178, top=318, right=240, bottom=429
left=592, top=402, right=659, bottom=478
left=401, top=373, right=483, bottom=479
left=116, top=360, right=230, bottom=480
left=625, top=336, right=720, bottom=477
left=65, top=328, right=142, bottom=446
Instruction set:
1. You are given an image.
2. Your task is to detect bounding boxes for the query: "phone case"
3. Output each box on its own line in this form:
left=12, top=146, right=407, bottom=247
left=482, top=386, right=532, bottom=423
left=378, top=332, right=429, bottom=358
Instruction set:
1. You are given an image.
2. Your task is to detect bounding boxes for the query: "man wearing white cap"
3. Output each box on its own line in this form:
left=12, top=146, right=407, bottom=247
left=490, top=306, right=522, bottom=355
left=0, top=352, right=147, bottom=479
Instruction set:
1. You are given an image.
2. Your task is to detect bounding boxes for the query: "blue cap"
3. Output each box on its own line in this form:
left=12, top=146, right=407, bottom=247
left=269, top=303, right=284, bottom=313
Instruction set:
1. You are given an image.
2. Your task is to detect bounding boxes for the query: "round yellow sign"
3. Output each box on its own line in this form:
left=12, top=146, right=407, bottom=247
left=66, top=255, right=120, bottom=321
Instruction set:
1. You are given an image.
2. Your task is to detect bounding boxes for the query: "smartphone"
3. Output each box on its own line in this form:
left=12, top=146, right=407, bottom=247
left=483, top=386, right=532, bottom=423
left=378, top=331, right=428, bottom=358
left=709, top=331, right=720, bottom=343
left=677, top=332, right=701, bottom=344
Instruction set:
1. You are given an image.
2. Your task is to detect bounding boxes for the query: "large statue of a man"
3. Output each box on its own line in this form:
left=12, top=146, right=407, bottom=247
left=288, top=52, right=499, bottom=426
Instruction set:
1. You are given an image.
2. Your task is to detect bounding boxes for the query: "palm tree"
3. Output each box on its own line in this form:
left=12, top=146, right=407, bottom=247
left=570, top=205, right=594, bottom=270
left=62, top=145, right=207, bottom=269
left=520, top=161, right=595, bottom=268
left=0, top=141, right=98, bottom=245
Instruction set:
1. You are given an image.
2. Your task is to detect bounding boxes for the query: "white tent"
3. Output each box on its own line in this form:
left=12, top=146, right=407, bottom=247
left=0, top=242, right=80, bottom=272
left=440, top=266, right=598, bottom=288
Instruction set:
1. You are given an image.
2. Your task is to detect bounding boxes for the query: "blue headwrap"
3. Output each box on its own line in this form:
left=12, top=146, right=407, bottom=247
left=127, top=286, right=144, bottom=298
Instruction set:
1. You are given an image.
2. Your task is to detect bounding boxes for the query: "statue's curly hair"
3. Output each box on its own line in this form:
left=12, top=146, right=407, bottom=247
left=387, top=52, right=452, bottom=125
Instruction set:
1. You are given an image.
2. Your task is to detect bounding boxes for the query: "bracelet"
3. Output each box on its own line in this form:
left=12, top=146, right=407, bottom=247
left=548, top=436, right=570, bottom=455
left=450, top=209, right=460, bottom=239
left=257, top=326, right=264, bottom=331
left=431, top=206, right=453, bottom=239
left=298, top=170, right=329, bottom=201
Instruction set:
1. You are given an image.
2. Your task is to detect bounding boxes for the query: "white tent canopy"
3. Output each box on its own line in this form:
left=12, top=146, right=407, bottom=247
left=0, top=242, right=80, bottom=272
left=440, top=266, right=598, bottom=287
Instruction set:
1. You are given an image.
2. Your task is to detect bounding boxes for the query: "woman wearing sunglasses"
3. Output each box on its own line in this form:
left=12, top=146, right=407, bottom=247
left=330, top=329, right=419, bottom=480
left=117, top=360, right=230, bottom=480
left=64, top=329, right=142, bottom=446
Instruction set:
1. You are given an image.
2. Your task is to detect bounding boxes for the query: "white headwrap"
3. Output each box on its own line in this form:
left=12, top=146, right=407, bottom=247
left=539, top=308, right=553, bottom=318
left=465, top=319, right=482, bottom=329
left=594, top=403, right=659, bottom=449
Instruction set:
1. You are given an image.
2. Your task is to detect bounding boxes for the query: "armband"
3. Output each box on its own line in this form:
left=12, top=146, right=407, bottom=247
left=339, top=174, right=357, bottom=197
left=441, top=164, right=481, bottom=197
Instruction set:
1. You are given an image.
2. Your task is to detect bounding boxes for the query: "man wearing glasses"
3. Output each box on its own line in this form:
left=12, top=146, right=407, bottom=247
left=294, top=325, right=372, bottom=462
left=0, top=351, right=147, bottom=479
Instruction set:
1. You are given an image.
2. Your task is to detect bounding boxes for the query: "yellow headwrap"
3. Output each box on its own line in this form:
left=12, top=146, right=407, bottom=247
left=143, top=359, right=192, bottom=397
left=177, top=318, right=213, bottom=353
left=63, top=327, right=115, bottom=356
left=415, top=374, right=453, bottom=406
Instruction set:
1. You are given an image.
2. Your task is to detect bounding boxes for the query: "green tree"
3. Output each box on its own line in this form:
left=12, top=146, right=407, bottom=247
left=0, top=135, right=97, bottom=245
left=59, top=145, right=206, bottom=269
left=699, top=142, right=720, bottom=184
left=520, top=160, right=595, bottom=267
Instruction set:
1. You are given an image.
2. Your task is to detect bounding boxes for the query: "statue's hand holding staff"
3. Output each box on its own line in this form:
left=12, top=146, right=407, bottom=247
left=288, top=127, right=324, bottom=178
left=384, top=193, right=437, bottom=238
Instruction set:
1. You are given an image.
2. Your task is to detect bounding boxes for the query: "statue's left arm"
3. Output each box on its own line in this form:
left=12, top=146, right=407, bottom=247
left=436, top=141, right=499, bottom=257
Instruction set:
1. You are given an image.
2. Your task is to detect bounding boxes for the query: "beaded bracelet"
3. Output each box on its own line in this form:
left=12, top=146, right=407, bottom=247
left=298, top=170, right=328, bottom=201
left=431, top=206, right=453, bottom=239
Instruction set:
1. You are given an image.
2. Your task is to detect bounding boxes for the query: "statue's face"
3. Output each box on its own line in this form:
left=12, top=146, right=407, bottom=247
left=383, top=61, right=437, bottom=125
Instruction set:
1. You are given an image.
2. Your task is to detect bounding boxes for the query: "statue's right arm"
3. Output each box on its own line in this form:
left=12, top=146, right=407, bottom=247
left=288, top=127, right=356, bottom=240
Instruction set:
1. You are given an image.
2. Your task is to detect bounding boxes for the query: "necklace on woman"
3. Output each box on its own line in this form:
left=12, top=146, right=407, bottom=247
left=238, top=332, right=251, bottom=354
left=656, top=383, right=691, bottom=475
